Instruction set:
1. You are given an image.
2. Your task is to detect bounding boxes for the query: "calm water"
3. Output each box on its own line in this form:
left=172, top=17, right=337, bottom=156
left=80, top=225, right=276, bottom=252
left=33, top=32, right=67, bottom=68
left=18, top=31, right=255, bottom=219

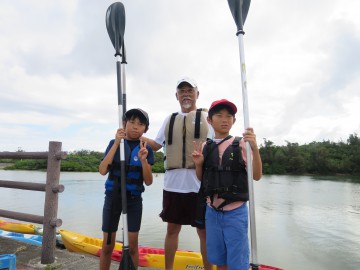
left=0, top=170, right=359, bottom=270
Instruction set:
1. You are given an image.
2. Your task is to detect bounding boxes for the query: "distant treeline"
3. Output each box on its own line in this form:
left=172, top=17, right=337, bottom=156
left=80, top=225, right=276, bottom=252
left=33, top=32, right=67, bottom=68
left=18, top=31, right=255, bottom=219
left=1, top=150, right=165, bottom=173
left=260, top=133, right=360, bottom=175
left=1, top=133, right=360, bottom=176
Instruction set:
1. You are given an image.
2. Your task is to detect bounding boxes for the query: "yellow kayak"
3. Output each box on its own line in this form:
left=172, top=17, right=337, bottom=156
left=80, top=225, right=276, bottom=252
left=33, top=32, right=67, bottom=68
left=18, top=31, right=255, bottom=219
left=59, top=229, right=283, bottom=270
left=0, top=219, right=39, bottom=234
left=59, top=229, right=204, bottom=269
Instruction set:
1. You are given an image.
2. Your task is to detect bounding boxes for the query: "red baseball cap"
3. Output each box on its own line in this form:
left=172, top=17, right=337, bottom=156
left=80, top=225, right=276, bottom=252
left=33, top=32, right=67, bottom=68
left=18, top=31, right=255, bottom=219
left=208, top=99, right=237, bottom=114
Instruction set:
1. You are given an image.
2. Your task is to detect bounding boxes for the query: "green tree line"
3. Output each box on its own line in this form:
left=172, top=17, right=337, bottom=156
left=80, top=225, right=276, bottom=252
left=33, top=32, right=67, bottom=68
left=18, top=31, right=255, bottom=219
left=1, top=133, right=360, bottom=176
left=1, top=150, right=165, bottom=173
left=260, top=133, right=360, bottom=175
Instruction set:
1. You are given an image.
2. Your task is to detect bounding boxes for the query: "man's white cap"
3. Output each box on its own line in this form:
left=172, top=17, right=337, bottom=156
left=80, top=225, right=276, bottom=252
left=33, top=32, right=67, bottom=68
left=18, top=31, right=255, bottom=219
left=176, top=77, right=198, bottom=89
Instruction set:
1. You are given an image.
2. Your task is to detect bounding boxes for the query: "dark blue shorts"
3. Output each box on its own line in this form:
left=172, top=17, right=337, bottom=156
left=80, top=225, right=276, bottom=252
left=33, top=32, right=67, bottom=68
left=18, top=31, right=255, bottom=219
left=102, top=190, right=143, bottom=233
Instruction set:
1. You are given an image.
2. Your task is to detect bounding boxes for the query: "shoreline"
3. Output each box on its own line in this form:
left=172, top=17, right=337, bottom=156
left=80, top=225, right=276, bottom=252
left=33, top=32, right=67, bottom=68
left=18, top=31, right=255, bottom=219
left=0, top=163, right=13, bottom=169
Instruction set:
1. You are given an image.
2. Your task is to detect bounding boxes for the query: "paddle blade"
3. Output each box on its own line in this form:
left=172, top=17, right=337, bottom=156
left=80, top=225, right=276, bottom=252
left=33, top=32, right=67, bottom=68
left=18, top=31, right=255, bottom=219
left=118, top=248, right=136, bottom=270
left=227, top=0, right=251, bottom=32
left=106, top=2, right=126, bottom=56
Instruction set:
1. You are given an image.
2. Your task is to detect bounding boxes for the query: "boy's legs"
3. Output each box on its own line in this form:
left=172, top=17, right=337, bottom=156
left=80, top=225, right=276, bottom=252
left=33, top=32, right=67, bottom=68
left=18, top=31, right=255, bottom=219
left=205, top=206, right=227, bottom=267
left=100, top=232, right=116, bottom=270
left=101, top=190, right=121, bottom=270
left=128, top=232, right=139, bottom=269
left=223, top=203, right=249, bottom=270
left=127, top=196, right=143, bottom=269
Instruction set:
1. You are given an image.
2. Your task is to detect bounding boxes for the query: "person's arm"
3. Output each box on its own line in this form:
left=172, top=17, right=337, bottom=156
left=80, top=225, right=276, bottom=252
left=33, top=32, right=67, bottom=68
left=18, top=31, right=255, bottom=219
left=138, top=141, right=153, bottom=186
left=192, top=141, right=204, bottom=180
left=243, top=127, right=262, bottom=180
left=141, top=115, right=169, bottom=151
left=141, top=136, right=162, bottom=151
left=251, top=147, right=262, bottom=181
left=99, top=128, right=125, bottom=175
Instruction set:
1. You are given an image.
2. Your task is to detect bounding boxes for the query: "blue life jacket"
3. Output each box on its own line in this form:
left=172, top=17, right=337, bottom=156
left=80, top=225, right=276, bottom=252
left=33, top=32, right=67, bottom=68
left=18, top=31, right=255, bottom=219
left=104, top=140, right=145, bottom=196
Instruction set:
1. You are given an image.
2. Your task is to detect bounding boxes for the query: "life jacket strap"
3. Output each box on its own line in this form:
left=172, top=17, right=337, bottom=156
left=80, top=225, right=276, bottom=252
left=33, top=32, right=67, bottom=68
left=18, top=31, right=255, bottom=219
left=194, top=108, right=202, bottom=139
left=167, top=112, right=178, bottom=145
left=127, top=165, right=142, bottom=173
left=108, top=174, right=143, bottom=185
left=108, top=163, right=142, bottom=172
left=230, top=136, right=242, bottom=170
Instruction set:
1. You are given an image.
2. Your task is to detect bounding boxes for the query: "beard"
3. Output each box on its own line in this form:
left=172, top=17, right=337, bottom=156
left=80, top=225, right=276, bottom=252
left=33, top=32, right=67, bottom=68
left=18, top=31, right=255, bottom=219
left=182, top=102, right=192, bottom=109
left=181, top=98, right=193, bottom=109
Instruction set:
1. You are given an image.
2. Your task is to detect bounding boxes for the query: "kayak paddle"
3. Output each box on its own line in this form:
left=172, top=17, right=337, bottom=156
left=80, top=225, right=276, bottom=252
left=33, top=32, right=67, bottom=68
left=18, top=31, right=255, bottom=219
left=227, top=1, right=259, bottom=269
left=106, top=2, right=135, bottom=270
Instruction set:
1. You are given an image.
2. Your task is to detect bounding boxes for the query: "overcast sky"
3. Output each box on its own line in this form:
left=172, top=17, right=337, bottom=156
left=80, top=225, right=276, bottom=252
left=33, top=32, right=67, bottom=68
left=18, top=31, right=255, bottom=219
left=1, top=0, right=359, bottom=152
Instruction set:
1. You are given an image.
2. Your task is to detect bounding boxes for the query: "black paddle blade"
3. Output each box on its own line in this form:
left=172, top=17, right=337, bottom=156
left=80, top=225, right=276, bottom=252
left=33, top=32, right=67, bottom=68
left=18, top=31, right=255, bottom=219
left=118, top=248, right=136, bottom=270
left=227, top=0, right=251, bottom=33
left=106, top=2, right=126, bottom=56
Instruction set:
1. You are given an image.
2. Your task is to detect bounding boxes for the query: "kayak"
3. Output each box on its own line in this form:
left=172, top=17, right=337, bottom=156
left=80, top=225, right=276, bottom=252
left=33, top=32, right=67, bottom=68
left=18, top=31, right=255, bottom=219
left=0, top=220, right=64, bottom=248
left=0, top=230, right=42, bottom=246
left=59, top=229, right=283, bottom=270
left=59, top=229, right=203, bottom=269
left=0, top=219, right=40, bottom=234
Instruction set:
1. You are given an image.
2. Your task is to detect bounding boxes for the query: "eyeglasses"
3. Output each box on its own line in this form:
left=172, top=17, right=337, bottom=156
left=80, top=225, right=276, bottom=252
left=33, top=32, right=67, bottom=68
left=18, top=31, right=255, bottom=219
left=177, top=88, right=196, bottom=95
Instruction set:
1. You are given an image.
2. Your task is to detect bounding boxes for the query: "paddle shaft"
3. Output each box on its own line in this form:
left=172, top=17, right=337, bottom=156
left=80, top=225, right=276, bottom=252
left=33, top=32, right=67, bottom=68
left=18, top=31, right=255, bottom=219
left=237, top=31, right=258, bottom=265
left=116, top=55, right=130, bottom=248
left=121, top=43, right=127, bottom=113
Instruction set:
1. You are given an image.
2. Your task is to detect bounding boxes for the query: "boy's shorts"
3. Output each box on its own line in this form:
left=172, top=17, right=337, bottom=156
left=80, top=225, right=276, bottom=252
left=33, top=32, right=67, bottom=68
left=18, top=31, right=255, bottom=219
left=102, top=190, right=143, bottom=233
left=159, top=190, right=205, bottom=229
left=205, top=203, right=249, bottom=269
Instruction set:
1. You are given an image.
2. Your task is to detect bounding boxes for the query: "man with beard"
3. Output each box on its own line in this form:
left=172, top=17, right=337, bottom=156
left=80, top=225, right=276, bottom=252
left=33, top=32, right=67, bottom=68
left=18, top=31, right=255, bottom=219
left=143, top=77, right=213, bottom=270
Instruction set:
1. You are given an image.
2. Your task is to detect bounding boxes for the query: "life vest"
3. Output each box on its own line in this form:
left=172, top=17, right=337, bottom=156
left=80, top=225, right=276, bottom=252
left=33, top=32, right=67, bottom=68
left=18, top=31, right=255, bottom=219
left=202, top=136, right=249, bottom=209
left=164, top=108, right=209, bottom=170
left=106, top=140, right=145, bottom=196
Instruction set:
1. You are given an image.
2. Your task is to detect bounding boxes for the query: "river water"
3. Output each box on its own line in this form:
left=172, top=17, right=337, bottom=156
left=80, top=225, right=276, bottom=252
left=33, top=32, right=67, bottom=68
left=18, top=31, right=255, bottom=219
left=0, top=170, right=359, bottom=270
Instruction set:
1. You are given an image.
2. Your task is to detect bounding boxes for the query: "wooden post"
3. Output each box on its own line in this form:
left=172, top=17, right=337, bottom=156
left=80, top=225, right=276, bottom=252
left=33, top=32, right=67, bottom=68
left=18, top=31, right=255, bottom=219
left=41, top=141, right=63, bottom=264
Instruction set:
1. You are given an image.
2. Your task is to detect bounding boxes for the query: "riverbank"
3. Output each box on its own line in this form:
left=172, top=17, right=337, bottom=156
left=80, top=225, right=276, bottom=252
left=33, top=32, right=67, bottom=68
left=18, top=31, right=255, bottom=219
left=0, top=236, right=129, bottom=270
left=0, top=163, right=12, bottom=169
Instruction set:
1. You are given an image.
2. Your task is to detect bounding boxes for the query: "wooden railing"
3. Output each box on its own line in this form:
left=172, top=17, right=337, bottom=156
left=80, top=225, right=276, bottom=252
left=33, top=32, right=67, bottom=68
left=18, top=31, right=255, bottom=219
left=0, top=141, right=66, bottom=264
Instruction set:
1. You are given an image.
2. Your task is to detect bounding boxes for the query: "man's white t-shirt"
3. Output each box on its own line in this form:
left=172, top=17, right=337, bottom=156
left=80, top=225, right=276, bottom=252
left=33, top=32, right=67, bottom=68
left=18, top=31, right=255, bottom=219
left=154, top=112, right=213, bottom=193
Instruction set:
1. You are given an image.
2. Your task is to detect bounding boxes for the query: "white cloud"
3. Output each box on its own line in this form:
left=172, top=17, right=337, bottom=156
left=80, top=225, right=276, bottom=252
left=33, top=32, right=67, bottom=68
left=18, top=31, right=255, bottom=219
left=0, top=0, right=359, bottom=152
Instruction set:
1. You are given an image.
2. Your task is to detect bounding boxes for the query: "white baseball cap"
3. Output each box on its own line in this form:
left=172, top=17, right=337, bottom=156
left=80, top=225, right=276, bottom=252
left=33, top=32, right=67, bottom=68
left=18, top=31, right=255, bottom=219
left=176, top=77, right=198, bottom=89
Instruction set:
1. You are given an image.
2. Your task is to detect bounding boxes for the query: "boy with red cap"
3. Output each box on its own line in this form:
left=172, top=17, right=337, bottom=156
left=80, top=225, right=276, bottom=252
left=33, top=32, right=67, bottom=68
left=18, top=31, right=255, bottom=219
left=192, top=99, right=262, bottom=270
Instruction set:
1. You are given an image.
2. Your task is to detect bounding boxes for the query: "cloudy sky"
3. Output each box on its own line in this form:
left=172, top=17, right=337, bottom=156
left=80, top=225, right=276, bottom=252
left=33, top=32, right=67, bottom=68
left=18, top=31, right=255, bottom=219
left=1, top=0, right=359, bottom=152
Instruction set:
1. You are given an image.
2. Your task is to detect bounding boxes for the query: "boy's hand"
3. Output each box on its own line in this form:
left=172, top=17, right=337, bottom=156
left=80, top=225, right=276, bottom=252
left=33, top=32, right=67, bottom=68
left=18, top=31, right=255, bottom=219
left=192, top=141, right=204, bottom=166
left=138, top=140, right=149, bottom=162
left=243, top=127, right=258, bottom=151
left=115, top=128, right=126, bottom=144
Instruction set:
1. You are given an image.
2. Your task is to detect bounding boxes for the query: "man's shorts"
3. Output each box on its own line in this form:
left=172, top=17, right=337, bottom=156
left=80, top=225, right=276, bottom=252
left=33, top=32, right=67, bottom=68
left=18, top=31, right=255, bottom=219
left=102, top=190, right=143, bottom=233
left=205, top=203, right=249, bottom=269
left=159, top=190, right=204, bottom=229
